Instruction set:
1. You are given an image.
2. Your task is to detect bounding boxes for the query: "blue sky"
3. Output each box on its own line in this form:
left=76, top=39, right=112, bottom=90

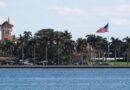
left=0, top=0, right=130, bottom=40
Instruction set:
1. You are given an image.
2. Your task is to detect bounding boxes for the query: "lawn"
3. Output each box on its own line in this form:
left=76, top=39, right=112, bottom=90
left=107, top=62, right=130, bottom=66
left=92, top=61, right=130, bottom=66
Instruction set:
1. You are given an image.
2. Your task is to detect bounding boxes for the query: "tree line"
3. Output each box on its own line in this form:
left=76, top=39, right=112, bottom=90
left=0, top=28, right=130, bottom=65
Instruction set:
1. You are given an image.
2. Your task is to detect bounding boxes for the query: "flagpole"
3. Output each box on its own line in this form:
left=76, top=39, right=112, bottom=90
left=96, top=23, right=110, bottom=60
left=107, top=23, right=110, bottom=60
left=96, top=23, right=109, bottom=61
left=108, top=30, right=110, bottom=59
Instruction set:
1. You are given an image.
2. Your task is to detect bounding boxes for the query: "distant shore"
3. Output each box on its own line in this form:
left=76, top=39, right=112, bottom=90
left=0, top=65, right=130, bottom=68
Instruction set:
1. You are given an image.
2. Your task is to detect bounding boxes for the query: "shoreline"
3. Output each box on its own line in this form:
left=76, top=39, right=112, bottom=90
left=0, top=65, right=130, bottom=68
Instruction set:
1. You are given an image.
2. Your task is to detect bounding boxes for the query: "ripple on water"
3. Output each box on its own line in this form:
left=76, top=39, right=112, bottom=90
left=0, top=68, right=130, bottom=90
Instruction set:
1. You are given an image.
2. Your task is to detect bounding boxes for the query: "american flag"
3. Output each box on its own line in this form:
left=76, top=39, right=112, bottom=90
left=96, top=23, right=109, bottom=33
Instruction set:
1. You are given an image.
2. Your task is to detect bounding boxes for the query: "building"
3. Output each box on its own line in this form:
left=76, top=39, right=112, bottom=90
left=0, top=18, right=13, bottom=42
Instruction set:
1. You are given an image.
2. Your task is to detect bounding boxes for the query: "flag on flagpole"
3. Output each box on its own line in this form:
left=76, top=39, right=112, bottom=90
left=96, top=23, right=109, bottom=33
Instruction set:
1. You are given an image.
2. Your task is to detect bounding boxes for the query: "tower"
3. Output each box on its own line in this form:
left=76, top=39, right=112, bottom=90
left=0, top=17, right=13, bottom=42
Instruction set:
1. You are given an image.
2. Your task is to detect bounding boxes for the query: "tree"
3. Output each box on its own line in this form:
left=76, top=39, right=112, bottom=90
left=0, top=40, right=13, bottom=56
left=76, top=38, right=87, bottom=64
left=110, top=37, right=122, bottom=63
left=86, top=35, right=108, bottom=63
left=53, top=31, right=64, bottom=64
left=15, top=31, right=32, bottom=60
left=35, top=29, right=54, bottom=65
left=123, top=37, right=130, bottom=64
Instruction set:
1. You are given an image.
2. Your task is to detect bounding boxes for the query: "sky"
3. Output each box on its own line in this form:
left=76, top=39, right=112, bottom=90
left=0, top=0, right=130, bottom=40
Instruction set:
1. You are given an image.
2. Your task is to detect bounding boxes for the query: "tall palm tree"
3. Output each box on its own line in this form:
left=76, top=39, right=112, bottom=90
left=63, top=39, right=75, bottom=64
left=28, top=38, right=37, bottom=64
left=53, top=31, right=63, bottom=64
left=23, top=31, right=32, bottom=59
left=16, top=31, right=32, bottom=60
left=76, top=38, right=87, bottom=64
left=123, top=37, right=130, bottom=65
left=62, top=30, right=73, bottom=64
left=111, top=37, right=122, bottom=63
left=35, top=29, right=54, bottom=65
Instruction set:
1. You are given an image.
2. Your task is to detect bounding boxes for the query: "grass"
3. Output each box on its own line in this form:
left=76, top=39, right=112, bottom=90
left=107, top=62, right=130, bottom=66
left=92, top=61, right=130, bottom=66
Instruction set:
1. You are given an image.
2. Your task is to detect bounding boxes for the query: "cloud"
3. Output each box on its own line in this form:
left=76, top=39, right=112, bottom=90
left=110, top=18, right=130, bottom=26
left=114, top=4, right=130, bottom=14
left=50, top=5, right=82, bottom=15
left=90, top=4, right=130, bottom=17
left=0, top=1, right=6, bottom=8
left=50, top=3, right=130, bottom=18
left=49, top=3, right=130, bottom=28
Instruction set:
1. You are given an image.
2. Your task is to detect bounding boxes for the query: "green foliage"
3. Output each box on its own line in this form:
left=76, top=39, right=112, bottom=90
left=1, top=28, right=130, bottom=65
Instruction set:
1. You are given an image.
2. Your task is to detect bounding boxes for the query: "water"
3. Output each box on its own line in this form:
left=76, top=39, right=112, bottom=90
left=0, top=68, right=130, bottom=90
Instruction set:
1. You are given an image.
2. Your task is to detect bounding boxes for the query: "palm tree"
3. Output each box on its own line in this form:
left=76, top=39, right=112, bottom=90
left=35, top=29, right=54, bottom=65
left=22, top=31, right=32, bottom=59
left=123, top=37, right=130, bottom=65
left=53, top=31, right=63, bottom=64
left=63, top=39, right=75, bottom=64
left=62, top=31, right=73, bottom=64
left=76, top=38, right=87, bottom=64
left=110, top=37, right=122, bottom=63
left=15, top=31, right=32, bottom=62
left=28, top=38, right=37, bottom=65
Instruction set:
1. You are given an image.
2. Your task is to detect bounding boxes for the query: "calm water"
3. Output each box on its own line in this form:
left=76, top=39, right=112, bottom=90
left=0, top=68, right=130, bottom=90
